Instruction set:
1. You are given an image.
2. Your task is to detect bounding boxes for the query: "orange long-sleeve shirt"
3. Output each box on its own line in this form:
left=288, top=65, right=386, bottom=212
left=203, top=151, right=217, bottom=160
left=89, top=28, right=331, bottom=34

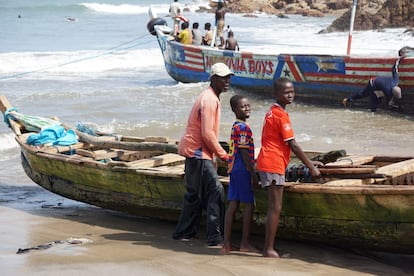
left=178, top=87, right=229, bottom=161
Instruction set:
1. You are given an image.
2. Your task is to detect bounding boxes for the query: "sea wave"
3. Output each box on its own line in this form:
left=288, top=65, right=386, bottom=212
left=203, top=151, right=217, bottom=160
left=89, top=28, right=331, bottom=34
left=79, top=1, right=212, bottom=15
left=0, top=48, right=164, bottom=78
left=1, top=3, right=87, bottom=13
left=79, top=2, right=149, bottom=15
left=0, top=133, right=18, bottom=152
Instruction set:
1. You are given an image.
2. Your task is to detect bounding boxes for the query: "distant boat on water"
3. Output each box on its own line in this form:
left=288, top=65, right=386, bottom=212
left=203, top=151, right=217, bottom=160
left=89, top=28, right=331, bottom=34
left=147, top=3, right=414, bottom=114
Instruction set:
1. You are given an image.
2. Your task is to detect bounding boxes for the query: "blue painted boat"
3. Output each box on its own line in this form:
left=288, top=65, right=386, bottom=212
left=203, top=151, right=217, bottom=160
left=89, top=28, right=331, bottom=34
left=148, top=6, right=414, bottom=114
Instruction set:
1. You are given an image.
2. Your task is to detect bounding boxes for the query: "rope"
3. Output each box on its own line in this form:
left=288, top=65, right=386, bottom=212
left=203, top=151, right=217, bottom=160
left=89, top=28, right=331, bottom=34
left=0, top=34, right=153, bottom=80
left=3, top=107, right=18, bottom=127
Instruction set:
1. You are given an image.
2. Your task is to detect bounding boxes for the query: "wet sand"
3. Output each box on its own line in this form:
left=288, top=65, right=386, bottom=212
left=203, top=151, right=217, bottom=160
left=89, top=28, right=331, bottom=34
left=1, top=183, right=413, bottom=276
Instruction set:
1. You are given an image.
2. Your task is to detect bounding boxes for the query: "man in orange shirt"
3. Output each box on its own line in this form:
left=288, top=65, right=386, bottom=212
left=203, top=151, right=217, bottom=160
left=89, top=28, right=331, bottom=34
left=173, top=62, right=233, bottom=246
left=256, top=77, right=322, bottom=258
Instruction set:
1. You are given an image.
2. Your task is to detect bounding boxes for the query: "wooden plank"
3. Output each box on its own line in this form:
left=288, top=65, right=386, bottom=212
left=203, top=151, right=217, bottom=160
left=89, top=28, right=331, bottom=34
left=134, top=164, right=185, bottom=177
left=127, top=153, right=185, bottom=168
left=120, top=136, right=146, bottom=143
left=319, top=167, right=376, bottom=175
left=144, top=136, right=169, bottom=143
left=76, top=149, right=121, bottom=160
left=117, top=150, right=165, bottom=162
left=37, top=143, right=87, bottom=154
left=326, top=155, right=375, bottom=166
left=377, top=159, right=414, bottom=184
left=75, top=148, right=96, bottom=158
left=321, top=173, right=386, bottom=179
left=117, top=135, right=171, bottom=143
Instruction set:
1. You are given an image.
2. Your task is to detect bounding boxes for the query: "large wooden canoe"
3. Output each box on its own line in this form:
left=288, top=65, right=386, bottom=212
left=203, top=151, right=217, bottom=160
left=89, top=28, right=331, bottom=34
left=2, top=95, right=414, bottom=254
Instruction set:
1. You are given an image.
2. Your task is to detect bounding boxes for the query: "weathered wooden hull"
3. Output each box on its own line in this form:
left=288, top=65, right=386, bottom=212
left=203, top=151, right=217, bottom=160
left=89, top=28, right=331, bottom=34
left=19, top=146, right=186, bottom=221
left=155, top=29, right=414, bottom=114
left=18, top=142, right=414, bottom=254
left=2, top=95, right=414, bottom=254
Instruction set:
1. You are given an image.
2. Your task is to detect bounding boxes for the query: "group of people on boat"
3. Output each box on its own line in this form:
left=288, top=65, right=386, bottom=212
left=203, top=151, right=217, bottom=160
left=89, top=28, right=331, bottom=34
left=170, top=0, right=239, bottom=50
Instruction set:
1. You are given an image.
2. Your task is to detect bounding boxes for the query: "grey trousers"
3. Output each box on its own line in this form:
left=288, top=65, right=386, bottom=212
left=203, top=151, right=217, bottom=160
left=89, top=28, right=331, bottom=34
left=173, top=158, right=225, bottom=245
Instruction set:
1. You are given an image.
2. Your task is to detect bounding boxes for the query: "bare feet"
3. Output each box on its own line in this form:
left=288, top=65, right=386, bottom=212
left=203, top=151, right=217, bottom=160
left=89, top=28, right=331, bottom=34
left=239, top=243, right=260, bottom=253
left=220, top=242, right=238, bottom=254
left=342, top=98, right=348, bottom=107
left=262, top=249, right=280, bottom=258
left=220, top=245, right=231, bottom=255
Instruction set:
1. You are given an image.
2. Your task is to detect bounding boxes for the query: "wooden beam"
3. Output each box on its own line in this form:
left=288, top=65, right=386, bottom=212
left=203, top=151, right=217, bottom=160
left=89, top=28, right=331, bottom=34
left=326, top=155, right=375, bottom=166
left=126, top=153, right=185, bottom=168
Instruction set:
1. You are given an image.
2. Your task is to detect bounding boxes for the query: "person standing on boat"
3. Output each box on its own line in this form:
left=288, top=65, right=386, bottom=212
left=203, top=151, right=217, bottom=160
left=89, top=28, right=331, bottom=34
left=256, top=77, right=321, bottom=258
left=191, top=22, right=203, bottom=45
left=221, top=95, right=259, bottom=254
left=173, top=63, right=233, bottom=247
left=342, top=51, right=406, bottom=112
left=215, top=1, right=226, bottom=48
left=169, top=0, right=181, bottom=36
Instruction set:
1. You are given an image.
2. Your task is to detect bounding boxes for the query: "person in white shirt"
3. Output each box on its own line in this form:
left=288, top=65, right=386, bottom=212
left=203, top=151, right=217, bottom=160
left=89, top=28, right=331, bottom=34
left=192, top=22, right=203, bottom=45
left=169, top=0, right=181, bottom=35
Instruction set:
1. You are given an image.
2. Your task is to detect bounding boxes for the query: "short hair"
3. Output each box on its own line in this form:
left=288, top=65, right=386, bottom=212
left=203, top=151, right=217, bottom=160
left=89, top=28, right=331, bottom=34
left=205, top=22, right=211, bottom=29
left=273, top=77, right=292, bottom=95
left=230, top=95, right=245, bottom=112
left=181, top=21, right=189, bottom=29
left=193, top=22, right=199, bottom=29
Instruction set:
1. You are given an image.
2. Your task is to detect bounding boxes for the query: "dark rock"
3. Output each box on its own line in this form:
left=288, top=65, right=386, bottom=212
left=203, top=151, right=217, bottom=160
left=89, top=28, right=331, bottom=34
left=203, top=1, right=410, bottom=31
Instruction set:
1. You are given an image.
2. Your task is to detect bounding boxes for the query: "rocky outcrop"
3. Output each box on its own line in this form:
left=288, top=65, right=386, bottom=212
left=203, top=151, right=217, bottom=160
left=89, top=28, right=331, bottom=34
left=322, top=0, right=413, bottom=32
left=221, top=0, right=355, bottom=17
left=205, top=0, right=412, bottom=31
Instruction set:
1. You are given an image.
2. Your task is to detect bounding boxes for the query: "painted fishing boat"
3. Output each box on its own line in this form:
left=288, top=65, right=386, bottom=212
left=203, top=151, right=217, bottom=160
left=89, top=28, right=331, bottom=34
left=2, top=95, right=414, bottom=254
left=147, top=3, right=414, bottom=114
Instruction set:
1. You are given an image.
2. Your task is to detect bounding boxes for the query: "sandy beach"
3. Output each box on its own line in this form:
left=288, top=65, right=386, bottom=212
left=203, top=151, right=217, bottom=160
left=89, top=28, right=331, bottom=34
left=1, top=181, right=413, bottom=276
left=2, top=1, right=414, bottom=275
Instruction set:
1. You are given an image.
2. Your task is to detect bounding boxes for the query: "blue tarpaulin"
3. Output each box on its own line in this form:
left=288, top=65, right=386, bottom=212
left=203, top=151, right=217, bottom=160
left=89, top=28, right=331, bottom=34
left=27, top=125, right=78, bottom=146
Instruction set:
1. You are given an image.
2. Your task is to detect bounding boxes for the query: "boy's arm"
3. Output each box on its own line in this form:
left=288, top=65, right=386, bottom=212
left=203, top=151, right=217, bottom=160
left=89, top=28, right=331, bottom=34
left=240, top=148, right=259, bottom=188
left=287, top=139, right=321, bottom=178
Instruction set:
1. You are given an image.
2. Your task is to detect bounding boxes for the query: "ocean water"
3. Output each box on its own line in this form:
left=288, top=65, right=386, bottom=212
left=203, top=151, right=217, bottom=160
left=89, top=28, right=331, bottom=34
left=1, top=0, right=414, bottom=166
left=1, top=1, right=414, bottom=271
left=1, top=0, right=414, bottom=172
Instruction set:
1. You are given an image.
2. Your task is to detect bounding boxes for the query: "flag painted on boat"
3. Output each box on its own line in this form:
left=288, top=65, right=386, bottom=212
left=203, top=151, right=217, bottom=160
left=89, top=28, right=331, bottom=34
left=170, top=43, right=204, bottom=72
